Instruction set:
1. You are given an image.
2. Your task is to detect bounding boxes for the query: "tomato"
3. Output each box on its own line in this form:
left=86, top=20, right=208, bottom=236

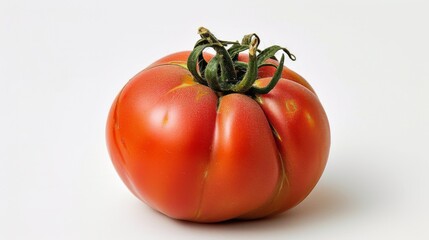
left=106, top=27, right=330, bottom=222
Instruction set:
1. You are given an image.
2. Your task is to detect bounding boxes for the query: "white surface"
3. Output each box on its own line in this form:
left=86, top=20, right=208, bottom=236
left=1, top=0, right=428, bottom=239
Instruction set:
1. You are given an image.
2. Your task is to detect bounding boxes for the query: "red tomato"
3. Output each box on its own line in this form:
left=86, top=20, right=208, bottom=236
left=106, top=28, right=330, bottom=222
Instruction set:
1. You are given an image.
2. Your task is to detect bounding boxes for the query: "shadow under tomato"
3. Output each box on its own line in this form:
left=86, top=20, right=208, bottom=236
left=173, top=181, right=352, bottom=233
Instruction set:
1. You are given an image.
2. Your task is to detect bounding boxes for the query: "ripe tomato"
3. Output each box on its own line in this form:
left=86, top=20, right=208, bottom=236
left=106, top=28, right=330, bottom=222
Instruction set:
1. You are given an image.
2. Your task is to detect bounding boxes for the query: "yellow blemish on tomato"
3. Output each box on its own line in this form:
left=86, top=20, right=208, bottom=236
left=272, top=127, right=282, bottom=142
left=285, top=99, right=298, bottom=113
left=253, top=79, right=265, bottom=88
left=162, top=113, right=169, bottom=126
left=195, top=89, right=209, bottom=101
left=181, top=74, right=195, bottom=85
left=274, top=152, right=289, bottom=199
left=257, top=152, right=288, bottom=216
left=254, top=95, right=263, bottom=104
left=168, top=61, right=188, bottom=69
left=195, top=166, right=210, bottom=220
left=304, top=111, right=315, bottom=127
left=167, top=74, right=196, bottom=93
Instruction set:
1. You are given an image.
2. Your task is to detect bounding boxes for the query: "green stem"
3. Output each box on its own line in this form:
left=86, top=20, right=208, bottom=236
left=251, top=54, right=285, bottom=94
left=198, top=27, right=237, bottom=84
left=204, top=55, right=222, bottom=91
left=187, top=27, right=296, bottom=95
left=229, top=36, right=259, bottom=93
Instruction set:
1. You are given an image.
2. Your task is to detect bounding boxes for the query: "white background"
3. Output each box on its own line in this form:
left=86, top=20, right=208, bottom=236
left=1, top=0, right=428, bottom=239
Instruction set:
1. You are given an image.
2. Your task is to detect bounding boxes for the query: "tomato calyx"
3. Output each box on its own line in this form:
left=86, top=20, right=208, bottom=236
left=187, top=27, right=296, bottom=95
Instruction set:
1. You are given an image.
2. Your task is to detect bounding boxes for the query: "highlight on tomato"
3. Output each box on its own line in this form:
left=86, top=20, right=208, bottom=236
left=106, top=27, right=330, bottom=223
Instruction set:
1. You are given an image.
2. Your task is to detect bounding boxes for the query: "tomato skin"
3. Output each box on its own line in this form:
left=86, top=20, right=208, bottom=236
left=107, top=65, right=218, bottom=220
left=106, top=51, right=330, bottom=222
left=194, top=93, right=279, bottom=222
left=239, top=78, right=330, bottom=219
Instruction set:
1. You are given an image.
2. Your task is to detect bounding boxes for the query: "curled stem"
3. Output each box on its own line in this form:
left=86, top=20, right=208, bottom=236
left=187, top=27, right=296, bottom=95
